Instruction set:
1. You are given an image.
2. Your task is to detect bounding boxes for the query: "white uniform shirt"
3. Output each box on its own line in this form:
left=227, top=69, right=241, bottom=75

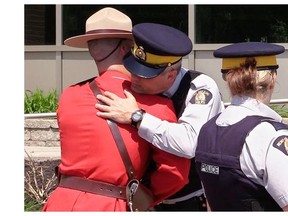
left=216, top=95, right=288, bottom=208
left=138, top=68, right=225, bottom=158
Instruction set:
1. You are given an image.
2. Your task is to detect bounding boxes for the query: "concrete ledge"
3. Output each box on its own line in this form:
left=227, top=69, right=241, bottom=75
left=25, top=146, right=61, bottom=161
left=24, top=118, right=288, bottom=161
left=25, top=118, right=60, bottom=161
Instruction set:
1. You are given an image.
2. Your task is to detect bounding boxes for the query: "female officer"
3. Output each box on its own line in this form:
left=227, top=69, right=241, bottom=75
left=195, top=42, right=288, bottom=211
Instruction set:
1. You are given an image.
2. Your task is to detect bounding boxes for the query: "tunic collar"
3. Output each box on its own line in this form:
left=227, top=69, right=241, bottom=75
left=231, top=95, right=282, bottom=121
left=217, top=95, right=282, bottom=125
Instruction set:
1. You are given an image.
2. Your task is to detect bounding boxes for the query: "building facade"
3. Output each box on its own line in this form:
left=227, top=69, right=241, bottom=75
left=24, top=5, right=288, bottom=103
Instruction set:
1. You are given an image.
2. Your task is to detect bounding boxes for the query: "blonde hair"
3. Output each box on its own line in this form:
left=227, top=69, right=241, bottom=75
left=225, top=57, right=276, bottom=99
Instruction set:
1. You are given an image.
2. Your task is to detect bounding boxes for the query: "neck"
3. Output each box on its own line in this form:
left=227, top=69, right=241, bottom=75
left=97, top=63, right=131, bottom=77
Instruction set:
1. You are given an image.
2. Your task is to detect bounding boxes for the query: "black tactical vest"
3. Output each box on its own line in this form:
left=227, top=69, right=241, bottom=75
left=168, top=70, right=203, bottom=199
left=195, top=114, right=286, bottom=211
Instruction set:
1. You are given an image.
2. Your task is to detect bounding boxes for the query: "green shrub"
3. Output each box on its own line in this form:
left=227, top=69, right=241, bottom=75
left=23, top=88, right=288, bottom=118
left=24, top=89, right=58, bottom=114
left=270, top=104, right=288, bottom=118
left=25, top=193, right=44, bottom=211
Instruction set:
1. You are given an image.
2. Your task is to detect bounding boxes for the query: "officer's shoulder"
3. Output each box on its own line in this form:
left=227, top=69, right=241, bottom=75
left=187, top=70, right=219, bottom=89
left=61, top=77, right=96, bottom=96
left=71, top=77, right=96, bottom=87
left=256, top=120, right=288, bottom=156
left=267, top=120, right=288, bottom=156
left=271, top=133, right=288, bottom=156
left=187, top=69, right=203, bottom=76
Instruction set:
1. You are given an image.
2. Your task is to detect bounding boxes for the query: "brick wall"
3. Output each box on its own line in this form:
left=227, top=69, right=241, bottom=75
left=25, top=119, right=59, bottom=146
left=24, top=118, right=60, bottom=161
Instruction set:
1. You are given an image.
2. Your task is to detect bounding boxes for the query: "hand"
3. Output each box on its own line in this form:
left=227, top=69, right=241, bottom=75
left=95, top=89, right=140, bottom=124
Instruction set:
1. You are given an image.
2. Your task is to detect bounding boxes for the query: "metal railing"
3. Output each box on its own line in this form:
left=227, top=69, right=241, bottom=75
left=25, top=112, right=57, bottom=119
left=223, top=98, right=288, bottom=107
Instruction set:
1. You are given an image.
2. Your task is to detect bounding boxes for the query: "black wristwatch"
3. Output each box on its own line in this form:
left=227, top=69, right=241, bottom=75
left=131, top=109, right=146, bottom=128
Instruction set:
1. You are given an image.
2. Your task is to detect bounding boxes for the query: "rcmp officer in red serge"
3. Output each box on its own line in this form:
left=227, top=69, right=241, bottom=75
left=42, top=8, right=190, bottom=211
left=195, top=42, right=288, bottom=211
left=95, top=23, right=224, bottom=211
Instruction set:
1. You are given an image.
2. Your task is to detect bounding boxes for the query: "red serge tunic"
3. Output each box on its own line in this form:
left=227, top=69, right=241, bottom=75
left=42, top=71, right=190, bottom=211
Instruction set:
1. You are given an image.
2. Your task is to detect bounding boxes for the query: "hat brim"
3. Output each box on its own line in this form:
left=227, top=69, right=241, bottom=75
left=123, top=52, right=166, bottom=79
left=64, top=33, right=133, bottom=48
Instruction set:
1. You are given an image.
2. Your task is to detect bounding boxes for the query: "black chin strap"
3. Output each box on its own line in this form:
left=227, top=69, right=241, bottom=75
left=96, top=39, right=123, bottom=62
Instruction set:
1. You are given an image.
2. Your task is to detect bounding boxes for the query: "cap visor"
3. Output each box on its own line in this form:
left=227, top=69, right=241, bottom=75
left=123, top=52, right=165, bottom=78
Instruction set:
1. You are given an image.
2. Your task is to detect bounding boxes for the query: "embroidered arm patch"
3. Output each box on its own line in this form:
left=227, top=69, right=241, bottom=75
left=190, top=89, right=212, bottom=104
left=272, top=135, right=288, bottom=156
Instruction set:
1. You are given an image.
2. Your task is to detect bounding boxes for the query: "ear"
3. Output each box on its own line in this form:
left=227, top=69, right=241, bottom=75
left=222, top=73, right=227, bottom=81
left=270, top=72, right=277, bottom=90
left=167, top=69, right=177, bottom=81
left=121, top=39, right=133, bottom=54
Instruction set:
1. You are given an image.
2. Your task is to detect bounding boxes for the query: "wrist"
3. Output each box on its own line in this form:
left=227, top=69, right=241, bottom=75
left=130, top=109, right=146, bottom=128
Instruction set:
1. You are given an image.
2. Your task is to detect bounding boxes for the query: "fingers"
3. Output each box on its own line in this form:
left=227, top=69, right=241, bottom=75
left=102, top=91, right=119, bottom=99
left=96, top=94, right=112, bottom=106
left=95, top=103, right=110, bottom=112
left=94, top=89, right=136, bottom=124
left=123, top=89, right=134, bottom=99
left=96, top=110, right=112, bottom=119
left=123, top=89, right=138, bottom=104
left=96, top=91, right=126, bottom=105
left=95, top=102, right=113, bottom=119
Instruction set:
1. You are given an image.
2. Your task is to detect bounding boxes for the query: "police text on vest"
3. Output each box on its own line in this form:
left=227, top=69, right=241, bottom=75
left=201, top=163, right=219, bottom=175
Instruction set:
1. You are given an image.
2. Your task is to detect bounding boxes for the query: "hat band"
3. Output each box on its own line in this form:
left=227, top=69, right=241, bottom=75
left=222, top=55, right=277, bottom=70
left=86, top=29, right=132, bottom=34
left=133, top=44, right=181, bottom=66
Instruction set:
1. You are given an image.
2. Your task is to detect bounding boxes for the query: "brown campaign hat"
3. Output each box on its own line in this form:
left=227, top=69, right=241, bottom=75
left=64, top=7, right=133, bottom=48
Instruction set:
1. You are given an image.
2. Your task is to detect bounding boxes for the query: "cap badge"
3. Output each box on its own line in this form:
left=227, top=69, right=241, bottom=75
left=135, top=46, right=146, bottom=61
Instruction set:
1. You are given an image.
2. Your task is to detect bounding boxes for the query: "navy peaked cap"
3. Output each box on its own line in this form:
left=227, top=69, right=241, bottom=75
left=214, top=42, right=285, bottom=72
left=123, top=23, right=192, bottom=78
left=214, top=42, right=284, bottom=58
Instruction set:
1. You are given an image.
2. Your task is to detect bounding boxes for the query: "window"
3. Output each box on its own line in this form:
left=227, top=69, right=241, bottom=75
left=62, top=5, right=188, bottom=44
left=196, top=5, right=288, bottom=43
left=26, top=5, right=288, bottom=45
left=25, top=5, right=56, bottom=45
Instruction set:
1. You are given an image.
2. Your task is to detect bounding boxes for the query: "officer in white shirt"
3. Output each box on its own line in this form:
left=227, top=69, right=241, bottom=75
left=95, top=22, right=224, bottom=211
left=195, top=42, right=288, bottom=211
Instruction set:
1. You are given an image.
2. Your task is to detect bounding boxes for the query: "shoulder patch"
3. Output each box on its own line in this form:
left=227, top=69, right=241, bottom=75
left=190, top=89, right=212, bottom=105
left=272, top=135, right=288, bottom=156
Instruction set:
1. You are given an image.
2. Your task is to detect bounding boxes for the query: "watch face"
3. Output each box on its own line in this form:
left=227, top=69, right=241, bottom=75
left=131, top=109, right=145, bottom=127
left=132, top=111, right=142, bottom=122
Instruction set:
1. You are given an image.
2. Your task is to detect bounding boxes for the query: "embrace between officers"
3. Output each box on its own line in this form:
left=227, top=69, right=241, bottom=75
left=42, top=7, right=288, bottom=212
